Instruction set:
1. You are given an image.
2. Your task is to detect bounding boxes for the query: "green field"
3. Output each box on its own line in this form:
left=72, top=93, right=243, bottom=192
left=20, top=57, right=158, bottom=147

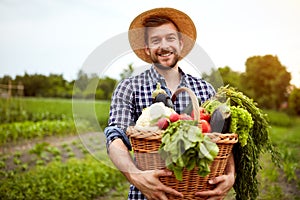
left=0, top=98, right=299, bottom=199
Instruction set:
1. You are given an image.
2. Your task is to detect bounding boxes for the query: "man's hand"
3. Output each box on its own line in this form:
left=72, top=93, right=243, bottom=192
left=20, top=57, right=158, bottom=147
left=129, top=169, right=183, bottom=200
left=108, top=139, right=183, bottom=200
left=195, top=152, right=235, bottom=200
left=195, top=173, right=235, bottom=200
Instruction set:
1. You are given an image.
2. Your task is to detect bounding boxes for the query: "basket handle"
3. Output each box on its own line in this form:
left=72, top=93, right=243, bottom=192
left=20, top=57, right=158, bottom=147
left=171, top=87, right=200, bottom=123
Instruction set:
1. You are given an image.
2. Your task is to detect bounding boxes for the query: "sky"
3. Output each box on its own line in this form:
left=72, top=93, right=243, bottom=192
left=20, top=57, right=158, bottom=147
left=0, top=0, right=299, bottom=87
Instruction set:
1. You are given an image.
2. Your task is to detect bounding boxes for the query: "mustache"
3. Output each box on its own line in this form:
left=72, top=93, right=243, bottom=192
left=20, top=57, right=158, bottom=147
left=157, top=48, right=175, bottom=55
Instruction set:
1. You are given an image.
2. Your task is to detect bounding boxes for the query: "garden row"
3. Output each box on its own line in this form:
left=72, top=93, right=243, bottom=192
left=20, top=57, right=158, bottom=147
left=0, top=98, right=110, bottom=145
left=0, top=155, right=127, bottom=200
left=0, top=97, right=299, bottom=199
left=0, top=98, right=130, bottom=199
left=0, top=131, right=128, bottom=199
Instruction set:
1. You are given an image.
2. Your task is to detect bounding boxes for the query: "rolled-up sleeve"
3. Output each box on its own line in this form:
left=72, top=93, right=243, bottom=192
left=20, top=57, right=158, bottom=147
left=104, top=126, right=132, bottom=151
left=104, top=79, right=135, bottom=151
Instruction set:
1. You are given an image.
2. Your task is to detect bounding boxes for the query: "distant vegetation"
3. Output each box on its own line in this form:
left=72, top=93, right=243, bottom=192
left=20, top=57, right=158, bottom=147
left=1, top=54, right=299, bottom=115
left=0, top=55, right=299, bottom=199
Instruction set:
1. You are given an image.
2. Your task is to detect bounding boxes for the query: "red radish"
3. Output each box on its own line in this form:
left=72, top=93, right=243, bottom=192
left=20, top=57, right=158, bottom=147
left=191, top=110, right=196, bottom=120
left=200, top=119, right=211, bottom=133
left=157, top=118, right=169, bottom=129
left=169, top=113, right=180, bottom=122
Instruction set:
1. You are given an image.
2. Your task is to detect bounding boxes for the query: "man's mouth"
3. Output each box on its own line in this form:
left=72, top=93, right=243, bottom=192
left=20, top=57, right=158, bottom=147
left=158, top=51, right=173, bottom=57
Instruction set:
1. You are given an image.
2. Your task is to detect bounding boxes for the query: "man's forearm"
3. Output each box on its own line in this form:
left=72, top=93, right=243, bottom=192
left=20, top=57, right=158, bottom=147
left=108, top=138, right=140, bottom=182
left=225, top=152, right=235, bottom=176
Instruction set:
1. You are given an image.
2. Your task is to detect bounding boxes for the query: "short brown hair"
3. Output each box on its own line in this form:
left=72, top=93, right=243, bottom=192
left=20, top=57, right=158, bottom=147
left=143, top=15, right=181, bottom=44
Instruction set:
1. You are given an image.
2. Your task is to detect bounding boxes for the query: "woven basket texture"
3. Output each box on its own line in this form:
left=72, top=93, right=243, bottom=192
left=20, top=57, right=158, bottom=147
left=126, top=87, right=238, bottom=199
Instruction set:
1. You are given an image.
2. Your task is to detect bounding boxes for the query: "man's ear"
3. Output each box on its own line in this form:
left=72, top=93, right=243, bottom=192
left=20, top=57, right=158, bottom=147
left=179, top=39, right=184, bottom=51
left=144, top=45, right=150, bottom=55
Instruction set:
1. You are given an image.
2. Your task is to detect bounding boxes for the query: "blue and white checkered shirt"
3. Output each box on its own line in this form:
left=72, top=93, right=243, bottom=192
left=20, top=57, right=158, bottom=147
left=104, top=65, right=215, bottom=200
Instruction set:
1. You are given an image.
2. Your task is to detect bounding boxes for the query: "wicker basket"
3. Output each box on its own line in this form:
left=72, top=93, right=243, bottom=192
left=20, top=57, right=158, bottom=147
left=127, top=87, right=238, bottom=200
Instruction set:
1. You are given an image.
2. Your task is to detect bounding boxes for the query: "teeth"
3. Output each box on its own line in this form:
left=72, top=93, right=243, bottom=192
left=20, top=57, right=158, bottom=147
left=160, top=52, right=172, bottom=57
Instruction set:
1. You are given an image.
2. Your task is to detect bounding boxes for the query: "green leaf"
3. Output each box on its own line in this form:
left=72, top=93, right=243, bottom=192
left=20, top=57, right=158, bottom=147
left=197, top=159, right=211, bottom=177
left=203, top=136, right=219, bottom=158
left=199, top=143, right=214, bottom=161
left=185, top=157, right=196, bottom=171
left=173, top=165, right=183, bottom=181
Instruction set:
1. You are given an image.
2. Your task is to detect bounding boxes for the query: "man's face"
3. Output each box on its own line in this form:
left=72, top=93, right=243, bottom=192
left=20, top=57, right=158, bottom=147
left=145, top=23, right=183, bottom=70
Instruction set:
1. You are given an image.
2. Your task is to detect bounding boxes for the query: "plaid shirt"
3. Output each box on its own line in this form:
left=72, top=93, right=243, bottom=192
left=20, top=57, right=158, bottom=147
left=105, top=66, right=215, bottom=200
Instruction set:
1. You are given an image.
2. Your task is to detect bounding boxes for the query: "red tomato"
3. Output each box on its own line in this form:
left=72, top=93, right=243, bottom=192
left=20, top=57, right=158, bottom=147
left=169, top=113, right=180, bottom=122
left=200, top=112, right=211, bottom=122
left=157, top=118, right=169, bottom=130
left=199, top=107, right=205, bottom=113
left=191, top=108, right=210, bottom=122
left=200, top=119, right=211, bottom=133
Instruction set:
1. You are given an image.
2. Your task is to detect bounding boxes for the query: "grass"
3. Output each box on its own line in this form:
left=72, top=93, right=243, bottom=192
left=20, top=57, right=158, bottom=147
left=256, top=116, right=300, bottom=199
left=21, top=97, right=110, bottom=121
left=1, top=98, right=299, bottom=199
left=1, top=97, right=111, bottom=130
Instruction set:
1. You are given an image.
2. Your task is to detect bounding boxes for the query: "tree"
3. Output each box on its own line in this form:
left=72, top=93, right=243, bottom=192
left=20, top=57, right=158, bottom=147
left=288, top=87, right=300, bottom=115
left=120, top=64, right=134, bottom=80
left=15, top=73, right=49, bottom=96
left=98, top=77, right=117, bottom=100
left=74, top=70, right=90, bottom=91
left=218, top=66, right=242, bottom=89
left=241, top=55, right=291, bottom=109
left=201, top=66, right=242, bottom=90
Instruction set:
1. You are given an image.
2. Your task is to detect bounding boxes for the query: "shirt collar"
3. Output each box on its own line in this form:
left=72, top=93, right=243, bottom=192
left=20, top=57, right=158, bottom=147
left=149, top=65, right=188, bottom=82
left=149, top=65, right=189, bottom=93
left=149, top=65, right=166, bottom=87
left=179, top=67, right=189, bottom=87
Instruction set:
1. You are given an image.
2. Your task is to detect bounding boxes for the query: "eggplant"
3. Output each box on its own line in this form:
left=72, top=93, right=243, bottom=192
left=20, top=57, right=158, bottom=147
left=210, top=104, right=231, bottom=133
left=153, top=93, right=174, bottom=108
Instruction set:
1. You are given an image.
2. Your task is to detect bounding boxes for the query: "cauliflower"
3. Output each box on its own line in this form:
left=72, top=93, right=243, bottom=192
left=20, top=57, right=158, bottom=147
left=135, top=102, right=175, bottom=132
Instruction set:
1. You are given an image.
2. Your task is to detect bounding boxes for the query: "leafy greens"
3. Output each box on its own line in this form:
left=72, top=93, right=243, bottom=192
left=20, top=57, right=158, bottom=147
left=213, top=86, right=280, bottom=200
left=159, top=120, right=219, bottom=181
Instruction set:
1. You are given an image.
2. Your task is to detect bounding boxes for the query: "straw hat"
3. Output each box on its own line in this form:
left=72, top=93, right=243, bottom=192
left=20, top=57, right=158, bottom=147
left=128, top=7, right=197, bottom=63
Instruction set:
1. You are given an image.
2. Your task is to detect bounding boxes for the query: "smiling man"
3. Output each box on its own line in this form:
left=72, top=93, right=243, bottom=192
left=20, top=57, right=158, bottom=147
left=104, top=7, right=235, bottom=200
left=145, top=18, right=182, bottom=69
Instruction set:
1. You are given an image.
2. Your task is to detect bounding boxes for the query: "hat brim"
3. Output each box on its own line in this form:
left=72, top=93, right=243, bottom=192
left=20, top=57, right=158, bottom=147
left=128, top=7, right=197, bottom=63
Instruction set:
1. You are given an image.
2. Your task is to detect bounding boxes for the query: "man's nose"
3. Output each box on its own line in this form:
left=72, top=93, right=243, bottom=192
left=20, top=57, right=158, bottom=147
left=160, top=38, right=169, bottom=48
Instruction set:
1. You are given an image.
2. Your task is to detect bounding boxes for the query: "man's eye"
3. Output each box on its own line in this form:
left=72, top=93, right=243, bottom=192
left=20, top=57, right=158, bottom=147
left=151, top=39, right=160, bottom=44
left=167, top=36, right=176, bottom=41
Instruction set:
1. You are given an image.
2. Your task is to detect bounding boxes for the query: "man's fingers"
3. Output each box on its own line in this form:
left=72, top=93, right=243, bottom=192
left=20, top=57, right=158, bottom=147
left=208, top=175, right=226, bottom=184
left=196, top=189, right=221, bottom=196
left=161, top=184, right=184, bottom=198
left=152, top=169, right=183, bottom=198
left=154, top=169, right=173, bottom=177
left=196, top=176, right=226, bottom=197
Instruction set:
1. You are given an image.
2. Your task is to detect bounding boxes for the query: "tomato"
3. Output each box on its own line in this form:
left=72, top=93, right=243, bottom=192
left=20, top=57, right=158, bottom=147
left=169, top=113, right=180, bottom=122
left=199, top=107, right=205, bottom=113
left=191, top=107, right=211, bottom=122
left=200, top=119, right=211, bottom=133
left=200, top=112, right=211, bottom=122
left=157, top=117, right=169, bottom=129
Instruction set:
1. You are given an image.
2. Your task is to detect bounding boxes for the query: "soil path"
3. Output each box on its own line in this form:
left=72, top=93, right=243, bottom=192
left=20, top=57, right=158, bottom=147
left=0, top=132, right=101, bottom=155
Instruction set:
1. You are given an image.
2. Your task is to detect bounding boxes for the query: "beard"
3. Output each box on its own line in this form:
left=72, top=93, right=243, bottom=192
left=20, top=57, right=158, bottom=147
left=150, top=48, right=180, bottom=71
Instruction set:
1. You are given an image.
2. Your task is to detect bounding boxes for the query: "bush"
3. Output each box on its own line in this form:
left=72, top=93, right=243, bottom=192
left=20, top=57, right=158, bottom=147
left=264, top=110, right=292, bottom=127
left=0, top=119, right=92, bottom=145
left=0, top=156, right=127, bottom=200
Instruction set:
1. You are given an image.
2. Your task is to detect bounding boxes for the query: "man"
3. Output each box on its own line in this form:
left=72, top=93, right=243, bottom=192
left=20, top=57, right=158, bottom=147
left=104, top=7, right=235, bottom=200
